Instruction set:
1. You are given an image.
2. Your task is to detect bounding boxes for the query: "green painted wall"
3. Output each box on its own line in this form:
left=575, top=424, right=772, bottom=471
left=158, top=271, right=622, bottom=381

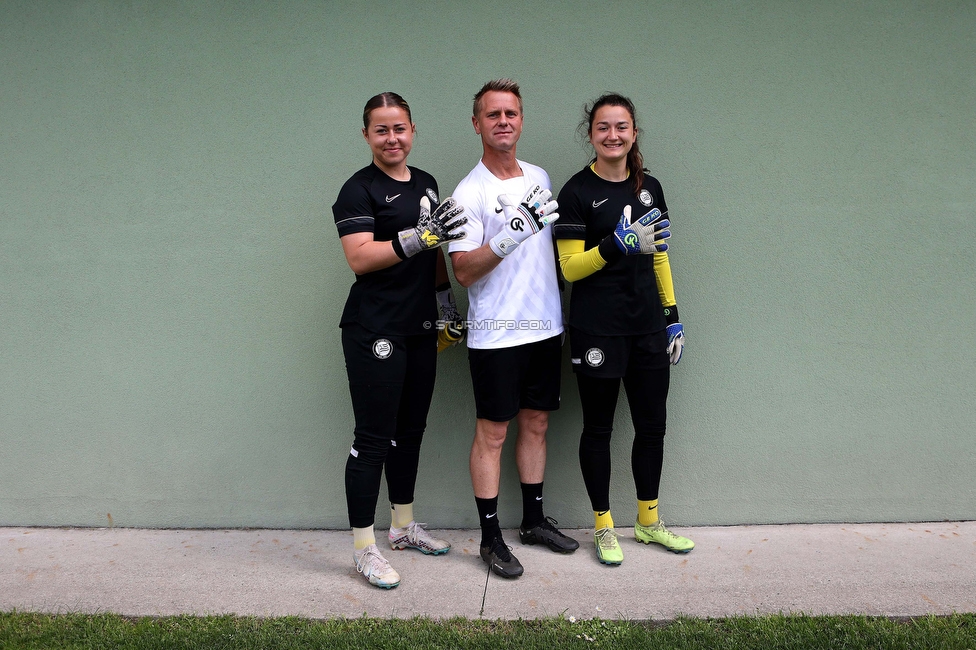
left=2, top=0, right=973, bottom=529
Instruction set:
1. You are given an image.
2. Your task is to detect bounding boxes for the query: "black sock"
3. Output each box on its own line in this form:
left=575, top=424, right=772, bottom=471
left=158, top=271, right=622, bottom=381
left=520, top=482, right=544, bottom=529
left=475, top=496, right=501, bottom=547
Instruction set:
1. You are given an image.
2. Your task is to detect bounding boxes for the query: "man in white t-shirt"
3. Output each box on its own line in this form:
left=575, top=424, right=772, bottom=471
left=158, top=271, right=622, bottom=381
left=449, top=79, right=579, bottom=579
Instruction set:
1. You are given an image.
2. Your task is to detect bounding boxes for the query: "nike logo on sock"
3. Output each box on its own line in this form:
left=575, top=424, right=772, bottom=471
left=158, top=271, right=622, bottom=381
left=597, top=510, right=609, bottom=516
left=592, top=198, right=609, bottom=208
left=386, top=194, right=401, bottom=203
left=534, top=496, right=543, bottom=501
left=486, top=513, right=496, bottom=519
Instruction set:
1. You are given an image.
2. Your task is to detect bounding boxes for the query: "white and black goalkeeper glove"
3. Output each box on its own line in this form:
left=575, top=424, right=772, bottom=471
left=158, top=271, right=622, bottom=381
left=396, top=196, right=467, bottom=259
left=435, top=283, right=465, bottom=352
left=612, top=206, right=670, bottom=255
left=488, top=185, right=559, bottom=258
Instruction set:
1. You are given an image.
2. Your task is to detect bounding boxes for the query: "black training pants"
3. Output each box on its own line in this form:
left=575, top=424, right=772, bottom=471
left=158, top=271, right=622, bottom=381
left=576, top=359, right=670, bottom=512
left=341, top=324, right=437, bottom=528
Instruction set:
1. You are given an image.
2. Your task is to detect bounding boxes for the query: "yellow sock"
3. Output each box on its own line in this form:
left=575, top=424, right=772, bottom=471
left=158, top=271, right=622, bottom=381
left=637, top=499, right=659, bottom=527
left=390, top=502, right=414, bottom=529
left=353, top=526, right=375, bottom=551
left=594, top=509, right=614, bottom=531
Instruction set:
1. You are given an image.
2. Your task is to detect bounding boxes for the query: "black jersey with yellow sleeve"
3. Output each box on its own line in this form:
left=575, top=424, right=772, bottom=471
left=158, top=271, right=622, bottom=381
left=332, top=163, right=440, bottom=336
left=554, top=166, right=669, bottom=337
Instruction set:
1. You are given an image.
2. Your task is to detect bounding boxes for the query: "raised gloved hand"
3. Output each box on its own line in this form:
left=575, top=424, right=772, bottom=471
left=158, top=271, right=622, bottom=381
left=488, top=185, right=559, bottom=258
left=612, top=206, right=670, bottom=256
left=397, top=196, right=467, bottom=258
left=436, top=283, right=465, bottom=352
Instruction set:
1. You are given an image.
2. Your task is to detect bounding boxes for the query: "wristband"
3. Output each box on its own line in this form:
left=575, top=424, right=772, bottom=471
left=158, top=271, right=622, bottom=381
left=598, top=236, right=625, bottom=264
left=391, top=237, right=408, bottom=261
left=663, top=305, right=680, bottom=326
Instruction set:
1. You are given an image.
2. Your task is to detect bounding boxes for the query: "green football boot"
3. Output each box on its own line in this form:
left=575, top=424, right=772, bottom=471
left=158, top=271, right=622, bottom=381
left=594, top=527, right=624, bottom=565
left=634, top=520, right=694, bottom=553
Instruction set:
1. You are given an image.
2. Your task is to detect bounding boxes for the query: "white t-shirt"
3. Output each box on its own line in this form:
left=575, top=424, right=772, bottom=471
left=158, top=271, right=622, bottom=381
left=449, top=160, right=564, bottom=349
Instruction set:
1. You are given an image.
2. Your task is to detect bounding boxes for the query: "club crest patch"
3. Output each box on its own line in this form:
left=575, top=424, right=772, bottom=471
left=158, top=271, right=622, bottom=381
left=639, top=190, right=653, bottom=207
left=585, top=348, right=605, bottom=367
left=426, top=188, right=439, bottom=204
left=372, top=339, right=393, bottom=359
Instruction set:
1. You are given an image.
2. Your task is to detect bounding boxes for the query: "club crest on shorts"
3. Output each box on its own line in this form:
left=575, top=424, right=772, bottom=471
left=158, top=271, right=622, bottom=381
left=585, top=347, right=605, bottom=367
left=372, top=339, right=393, bottom=359
left=426, top=188, right=438, bottom=204
left=639, top=190, right=653, bottom=207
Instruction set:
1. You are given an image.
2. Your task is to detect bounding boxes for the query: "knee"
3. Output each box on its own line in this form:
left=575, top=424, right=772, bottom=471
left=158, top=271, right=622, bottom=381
left=475, top=419, right=509, bottom=452
left=633, top=427, right=666, bottom=449
left=581, top=424, right=613, bottom=441
left=580, top=426, right=613, bottom=454
left=518, top=410, right=549, bottom=440
left=391, top=431, right=423, bottom=457
left=349, top=436, right=390, bottom=466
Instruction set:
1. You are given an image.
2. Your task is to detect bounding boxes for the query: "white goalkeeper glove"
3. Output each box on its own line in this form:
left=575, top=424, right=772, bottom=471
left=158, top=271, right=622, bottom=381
left=488, top=185, right=559, bottom=258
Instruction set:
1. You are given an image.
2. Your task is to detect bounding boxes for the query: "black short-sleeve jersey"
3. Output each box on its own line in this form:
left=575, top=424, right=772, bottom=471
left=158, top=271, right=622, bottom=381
left=554, top=167, right=669, bottom=336
left=332, top=163, right=440, bottom=335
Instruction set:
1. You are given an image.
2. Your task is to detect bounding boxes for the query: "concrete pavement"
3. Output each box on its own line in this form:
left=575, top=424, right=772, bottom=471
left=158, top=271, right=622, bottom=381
left=3, top=522, right=975, bottom=620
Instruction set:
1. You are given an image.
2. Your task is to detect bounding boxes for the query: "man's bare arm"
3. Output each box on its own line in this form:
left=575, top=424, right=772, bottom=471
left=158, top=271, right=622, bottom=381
left=449, top=246, right=503, bottom=288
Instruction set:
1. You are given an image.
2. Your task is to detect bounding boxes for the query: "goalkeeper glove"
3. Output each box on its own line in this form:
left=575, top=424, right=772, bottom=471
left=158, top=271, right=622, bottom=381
left=436, top=283, right=465, bottom=352
left=664, top=305, right=684, bottom=365
left=612, top=206, right=670, bottom=256
left=488, top=185, right=559, bottom=258
left=396, top=196, right=467, bottom=258
left=666, top=323, right=684, bottom=365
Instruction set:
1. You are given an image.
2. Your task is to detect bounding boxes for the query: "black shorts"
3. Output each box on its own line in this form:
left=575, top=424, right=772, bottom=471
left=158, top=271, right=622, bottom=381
left=342, top=323, right=437, bottom=386
left=467, top=335, right=562, bottom=422
left=569, top=327, right=669, bottom=379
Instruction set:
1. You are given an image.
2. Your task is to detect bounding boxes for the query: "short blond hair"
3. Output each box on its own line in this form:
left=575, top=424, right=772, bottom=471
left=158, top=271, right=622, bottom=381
left=473, top=79, right=523, bottom=117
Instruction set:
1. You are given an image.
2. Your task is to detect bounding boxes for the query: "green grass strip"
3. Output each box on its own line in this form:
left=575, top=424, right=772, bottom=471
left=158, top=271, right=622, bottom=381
left=0, top=612, right=974, bottom=650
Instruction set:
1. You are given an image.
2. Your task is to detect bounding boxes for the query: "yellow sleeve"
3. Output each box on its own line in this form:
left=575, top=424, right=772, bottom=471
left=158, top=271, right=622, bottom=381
left=557, top=239, right=608, bottom=282
left=653, top=250, right=677, bottom=307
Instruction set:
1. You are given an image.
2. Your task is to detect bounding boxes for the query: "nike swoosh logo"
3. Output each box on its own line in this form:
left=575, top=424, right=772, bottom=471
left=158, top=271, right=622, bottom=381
left=592, top=198, right=609, bottom=208
left=535, top=496, right=543, bottom=501
left=386, top=194, right=401, bottom=203
left=494, top=207, right=503, bottom=213
left=486, top=513, right=496, bottom=519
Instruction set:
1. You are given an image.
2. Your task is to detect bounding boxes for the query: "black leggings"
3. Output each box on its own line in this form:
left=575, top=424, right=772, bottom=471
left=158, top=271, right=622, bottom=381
left=576, top=363, right=670, bottom=512
left=342, top=326, right=437, bottom=528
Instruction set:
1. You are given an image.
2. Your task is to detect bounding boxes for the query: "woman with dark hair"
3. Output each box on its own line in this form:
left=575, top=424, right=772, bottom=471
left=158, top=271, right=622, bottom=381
left=332, top=92, right=467, bottom=588
left=553, top=93, right=693, bottom=566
